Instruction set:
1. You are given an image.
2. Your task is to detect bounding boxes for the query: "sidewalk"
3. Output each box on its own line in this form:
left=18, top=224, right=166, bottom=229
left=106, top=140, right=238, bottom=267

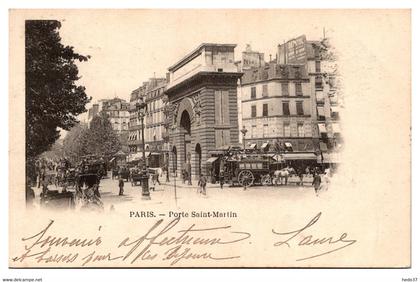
left=156, top=178, right=314, bottom=190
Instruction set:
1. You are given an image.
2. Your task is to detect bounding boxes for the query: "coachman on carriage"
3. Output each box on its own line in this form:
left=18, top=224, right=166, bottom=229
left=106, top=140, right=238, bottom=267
left=74, top=156, right=105, bottom=210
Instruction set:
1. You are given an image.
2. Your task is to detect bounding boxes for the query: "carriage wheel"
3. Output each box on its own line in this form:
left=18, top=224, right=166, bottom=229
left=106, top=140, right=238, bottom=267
left=261, top=174, right=272, bottom=186
left=238, top=170, right=254, bottom=187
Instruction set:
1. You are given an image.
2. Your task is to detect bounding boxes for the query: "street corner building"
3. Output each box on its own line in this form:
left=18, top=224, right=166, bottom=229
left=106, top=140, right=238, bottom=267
left=237, top=36, right=342, bottom=163
left=165, top=43, right=243, bottom=179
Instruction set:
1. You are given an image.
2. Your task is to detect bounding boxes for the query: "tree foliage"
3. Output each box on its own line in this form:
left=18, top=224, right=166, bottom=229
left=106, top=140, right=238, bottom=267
left=82, top=112, right=122, bottom=160
left=26, top=20, right=91, bottom=159
left=62, top=122, right=89, bottom=164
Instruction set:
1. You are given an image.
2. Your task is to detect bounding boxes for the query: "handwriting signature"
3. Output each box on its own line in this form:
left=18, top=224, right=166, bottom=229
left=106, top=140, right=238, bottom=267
left=272, top=212, right=357, bottom=261
left=117, top=217, right=251, bottom=265
left=12, top=218, right=251, bottom=266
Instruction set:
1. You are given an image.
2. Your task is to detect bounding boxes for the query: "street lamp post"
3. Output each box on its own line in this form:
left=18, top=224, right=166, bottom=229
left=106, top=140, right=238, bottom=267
left=240, top=126, right=248, bottom=150
left=136, top=99, right=151, bottom=200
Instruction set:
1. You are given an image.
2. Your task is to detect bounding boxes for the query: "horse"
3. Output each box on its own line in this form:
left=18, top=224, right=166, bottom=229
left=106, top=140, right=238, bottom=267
left=273, top=167, right=296, bottom=185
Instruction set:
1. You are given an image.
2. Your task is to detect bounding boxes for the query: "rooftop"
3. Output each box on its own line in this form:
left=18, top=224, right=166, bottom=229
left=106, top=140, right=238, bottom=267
left=168, top=43, right=237, bottom=72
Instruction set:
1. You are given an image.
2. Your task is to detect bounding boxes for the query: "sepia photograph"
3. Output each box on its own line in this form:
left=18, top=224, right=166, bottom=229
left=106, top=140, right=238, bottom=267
left=6, top=8, right=412, bottom=272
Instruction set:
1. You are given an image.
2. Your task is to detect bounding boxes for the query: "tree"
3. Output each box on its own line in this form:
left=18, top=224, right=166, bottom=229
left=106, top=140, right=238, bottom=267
left=25, top=20, right=91, bottom=160
left=83, top=112, right=122, bottom=160
left=62, top=122, right=89, bottom=164
left=39, top=139, right=65, bottom=161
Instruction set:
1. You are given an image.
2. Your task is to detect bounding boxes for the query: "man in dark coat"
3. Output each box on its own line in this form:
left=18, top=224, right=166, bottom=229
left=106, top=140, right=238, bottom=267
left=118, top=178, right=124, bottom=196
left=312, top=172, right=322, bottom=196
left=219, top=169, right=225, bottom=189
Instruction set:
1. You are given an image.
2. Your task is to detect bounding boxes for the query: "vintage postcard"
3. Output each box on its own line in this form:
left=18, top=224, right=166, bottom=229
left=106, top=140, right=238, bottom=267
left=8, top=9, right=411, bottom=268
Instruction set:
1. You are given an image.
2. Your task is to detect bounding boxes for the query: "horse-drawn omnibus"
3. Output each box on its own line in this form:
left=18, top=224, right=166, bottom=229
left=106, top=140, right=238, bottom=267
left=207, top=147, right=319, bottom=188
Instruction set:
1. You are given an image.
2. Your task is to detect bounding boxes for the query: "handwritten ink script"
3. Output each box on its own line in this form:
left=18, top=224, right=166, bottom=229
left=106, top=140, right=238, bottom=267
left=272, top=212, right=357, bottom=261
left=12, top=218, right=251, bottom=266
left=12, top=212, right=357, bottom=266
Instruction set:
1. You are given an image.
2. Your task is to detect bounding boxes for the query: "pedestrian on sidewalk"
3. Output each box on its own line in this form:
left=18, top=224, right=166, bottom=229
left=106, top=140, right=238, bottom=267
left=152, top=169, right=161, bottom=186
left=219, top=170, right=224, bottom=189
left=297, top=167, right=304, bottom=186
left=164, top=163, right=170, bottom=182
left=198, top=173, right=207, bottom=196
left=118, top=178, right=124, bottom=196
left=312, top=172, right=321, bottom=196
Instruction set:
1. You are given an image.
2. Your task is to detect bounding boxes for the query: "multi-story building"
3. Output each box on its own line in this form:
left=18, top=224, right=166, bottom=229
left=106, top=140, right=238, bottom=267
left=127, top=78, right=168, bottom=167
left=277, top=35, right=342, bottom=162
left=101, top=98, right=130, bottom=134
left=87, top=98, right=130, bottom=134
left=239, top=62, right=316, bottom=151
left=86, top=98, right=130, bottom=152
left=128, top=82, right=148, bottom=153
left=144, top=78, right=167, bottom=152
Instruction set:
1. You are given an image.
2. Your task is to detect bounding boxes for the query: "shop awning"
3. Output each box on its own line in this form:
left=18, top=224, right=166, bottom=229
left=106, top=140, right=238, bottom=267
left=128, top=153, right=142, bottom=162
left=283, top=153, right=317, bottom=160
left=206, top=157, right=219, bottom=163
left=317, top=106, right=325, bottom=116
left=128, top=152, right=151, bottom=161
left=318, top=152, right=341, bottom=163
left=248, top=143, right=257, bottom=149
left=318, top=123, right=327, bottom=133
left=261, top=142, right=270, bottom=150
left=332, top=123, right=341, bottom=133
left=272, top=154, right=284, bottom=162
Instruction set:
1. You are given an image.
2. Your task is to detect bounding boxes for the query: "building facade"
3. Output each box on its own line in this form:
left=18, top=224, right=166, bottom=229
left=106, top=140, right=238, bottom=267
left=239, top=62, right=317, bottom=151
left=86, top=98, right=130, bottom=153
left=276, top=35, right=342, bottom=160
left=128, top=82, right=148, bottom=153
left=165, top=43, right=243, bottom=178
left=87, top=98, right=130, bottom=134
left=144, top=78, right=167, bottom=152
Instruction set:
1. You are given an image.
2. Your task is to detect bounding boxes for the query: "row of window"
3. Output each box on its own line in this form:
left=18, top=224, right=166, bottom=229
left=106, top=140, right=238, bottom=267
left=147, top=99, right=163, bottom=113
left=113, top=124, right=128, bottom=131
left=105, top=110, right=130, bottom=117
left=146, top=87, right=164, bottom=100
left=146, top=111, right=164, bottom=125
left=250, top=82, right=303, bottom=100
left=250, top=101, right=304, bottom=118
left=249, top=123, right=306, bottom=138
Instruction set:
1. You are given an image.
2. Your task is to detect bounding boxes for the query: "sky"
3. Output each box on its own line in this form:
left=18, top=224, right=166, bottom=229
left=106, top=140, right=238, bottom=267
left=50, top=10, right=333, bottom=121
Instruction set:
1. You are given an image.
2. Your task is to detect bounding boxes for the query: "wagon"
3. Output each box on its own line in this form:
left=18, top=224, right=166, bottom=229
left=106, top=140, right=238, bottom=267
left=233, top=159, right=273, bottom=187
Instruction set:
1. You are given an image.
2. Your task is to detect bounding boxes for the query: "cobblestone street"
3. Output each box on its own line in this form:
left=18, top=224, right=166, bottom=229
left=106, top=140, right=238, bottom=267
left=33, top=172, right=333, bottom=215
